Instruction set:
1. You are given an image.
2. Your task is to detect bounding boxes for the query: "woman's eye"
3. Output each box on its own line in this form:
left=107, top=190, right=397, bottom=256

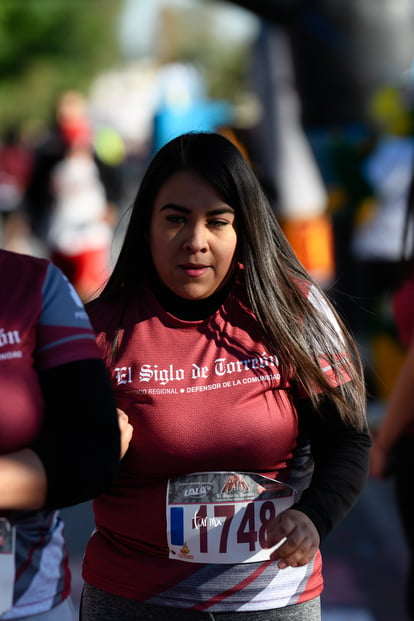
left=209, top=219, right=229, bottom=228
left=166, top=215, right=185, bottom=224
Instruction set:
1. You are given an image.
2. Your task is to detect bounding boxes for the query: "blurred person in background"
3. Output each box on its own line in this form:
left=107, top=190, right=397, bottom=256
left=79, top=131, right=370, bottom=621
left=370, top=167, right=414, bottom=620
left=46, top=120, right=118, bottom=301
left=0, top=248, right=132, bottom=620
left=0, top=125, right=33, bottom=252
left=23, top=91, right=123, bottom=264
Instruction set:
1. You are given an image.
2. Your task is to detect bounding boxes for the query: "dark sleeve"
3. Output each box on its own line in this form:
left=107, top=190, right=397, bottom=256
left=292, top=394, right=371, bottom=542
left=31, top=358, right=121, bottom=510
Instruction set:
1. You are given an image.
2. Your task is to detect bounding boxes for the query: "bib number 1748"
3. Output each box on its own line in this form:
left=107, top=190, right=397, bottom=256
left=167, top=472, right=296, bottom=564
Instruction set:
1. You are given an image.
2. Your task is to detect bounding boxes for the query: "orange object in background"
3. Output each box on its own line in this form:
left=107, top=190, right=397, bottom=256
left=281, top=213, right=335, bottom=288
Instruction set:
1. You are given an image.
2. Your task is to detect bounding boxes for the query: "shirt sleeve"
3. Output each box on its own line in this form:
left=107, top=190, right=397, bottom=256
left=32, top=263, right=121, bottom=508
left=292, top=393, right=371, bottom=541
left=32, top=358, right=121, bottom=509
left=36, top=262, right=100, bottom=371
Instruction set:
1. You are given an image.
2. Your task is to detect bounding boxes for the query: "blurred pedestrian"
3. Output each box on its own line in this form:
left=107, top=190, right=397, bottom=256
left=80, top=132, right=370, bottom=621
left=23, top=90, right=123, bottom=256
left=46, top=121, right=117, bottom=301
left=0, top=125, right=33, bottom=251
left=370, top=166, right=414, bottom=620
left=0, top=248, right=132, bottom=620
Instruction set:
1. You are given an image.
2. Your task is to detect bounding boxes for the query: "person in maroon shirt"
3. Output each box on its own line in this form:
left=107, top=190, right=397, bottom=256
left=0, top=249, right=132, bottom=620
left=80, top=132, right=370, bottom=621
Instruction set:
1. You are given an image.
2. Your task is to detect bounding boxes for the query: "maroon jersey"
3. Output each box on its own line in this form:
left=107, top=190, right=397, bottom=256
left=0, top=249, right=103, bottom=618
left=82, top=273, right=345, bottom=612
left=0, top=249, right=99, bottom=452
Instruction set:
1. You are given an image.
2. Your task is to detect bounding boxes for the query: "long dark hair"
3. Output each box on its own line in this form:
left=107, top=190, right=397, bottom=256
left=99, top=131, right=366, bottom=428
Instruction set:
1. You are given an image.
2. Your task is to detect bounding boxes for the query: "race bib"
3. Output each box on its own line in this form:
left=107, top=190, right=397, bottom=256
left=166, top=472, right=296, bottom=563
left=0, top=519, right=15, bottom=614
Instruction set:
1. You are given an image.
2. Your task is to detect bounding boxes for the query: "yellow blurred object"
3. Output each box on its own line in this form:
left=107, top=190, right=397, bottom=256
left=94, top=127, right=126, bottom=166
left=326, top=186, right=346, bottom=214
left=369, top=85, right=412, bottom=136
left=353, top=197, right=377, bottom=227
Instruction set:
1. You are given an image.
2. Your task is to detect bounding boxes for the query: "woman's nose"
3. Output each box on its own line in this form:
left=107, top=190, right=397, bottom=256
left=183, top=225, right=208, bottom=253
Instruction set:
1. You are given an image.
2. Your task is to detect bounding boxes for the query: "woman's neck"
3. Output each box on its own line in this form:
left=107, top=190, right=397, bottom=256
left=150, top=276, right=233, bottom=320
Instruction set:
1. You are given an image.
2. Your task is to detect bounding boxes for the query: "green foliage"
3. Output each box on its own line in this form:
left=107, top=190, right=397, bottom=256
left=0, top=0, right=123, bottom=134
left=154, top=3, right=252, bottom=104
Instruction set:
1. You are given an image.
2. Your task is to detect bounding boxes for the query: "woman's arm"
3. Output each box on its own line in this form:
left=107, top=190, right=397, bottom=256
left=370, top=335, right=414, bottom=478
left=0, top=393, right=132, bottom=512
left=292, top=393, right=371, bottom=541
left=265, top=391, right=371, bottom=568
left=30, top=357, right=122, bottom=510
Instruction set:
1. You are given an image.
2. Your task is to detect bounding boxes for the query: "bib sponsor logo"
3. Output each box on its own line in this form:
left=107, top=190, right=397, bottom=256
left=183, top=485, right=213, bottom=498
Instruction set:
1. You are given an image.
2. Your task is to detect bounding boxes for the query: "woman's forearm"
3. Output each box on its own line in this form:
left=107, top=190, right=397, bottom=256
left=375, top=338, right=414, bottom=452
left=0, top=448, right=47, bottom=510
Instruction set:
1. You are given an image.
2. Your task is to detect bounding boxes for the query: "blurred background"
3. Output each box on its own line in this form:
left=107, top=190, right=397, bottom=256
left=2, top=1, right=414, bottom=619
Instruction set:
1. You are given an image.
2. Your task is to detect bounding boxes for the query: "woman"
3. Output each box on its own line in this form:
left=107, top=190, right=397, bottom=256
left=80, top=131, right=370, bottom=620
left=0, top=248, right=132, bottom=620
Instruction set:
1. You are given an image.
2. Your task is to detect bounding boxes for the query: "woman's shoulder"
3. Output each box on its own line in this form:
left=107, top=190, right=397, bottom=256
left=85, top=292, right=143, bottom=336
left=0, top=249, right=53, bottom=303
left=86, top=296, right=122, bottom=331
left=0, top=248, right=50, bottom=275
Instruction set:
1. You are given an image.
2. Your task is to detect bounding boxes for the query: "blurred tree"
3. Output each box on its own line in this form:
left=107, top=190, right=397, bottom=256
left=0, top=0, right=123, bottom=135
left=152, top=2, right=253, bottom=104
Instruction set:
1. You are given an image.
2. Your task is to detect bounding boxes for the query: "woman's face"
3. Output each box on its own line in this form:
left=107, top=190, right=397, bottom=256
left=149, top=170, right=237, bottom=300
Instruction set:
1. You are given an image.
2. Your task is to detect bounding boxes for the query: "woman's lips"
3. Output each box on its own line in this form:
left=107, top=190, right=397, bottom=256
left=179, top=264, right=209, bottom=277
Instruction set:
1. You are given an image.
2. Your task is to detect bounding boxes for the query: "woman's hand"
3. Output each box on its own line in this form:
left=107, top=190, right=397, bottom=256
left=265, top=509, right=320, bottom=569
left=117, top=409, right=133, bottom=459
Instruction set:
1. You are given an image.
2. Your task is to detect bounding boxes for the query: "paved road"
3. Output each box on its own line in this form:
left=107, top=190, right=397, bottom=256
left=62, top=471, right=411, bottom=621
